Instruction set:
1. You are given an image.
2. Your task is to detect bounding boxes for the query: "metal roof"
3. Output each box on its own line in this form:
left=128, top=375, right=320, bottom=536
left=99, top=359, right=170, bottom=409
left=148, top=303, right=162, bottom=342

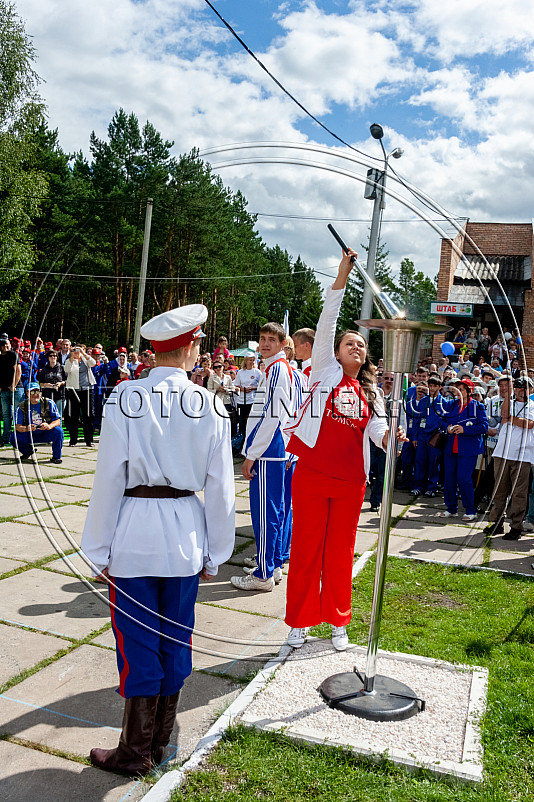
left=454, top=254, right=531, bottom=283
left=447, top=283, right=526, bottom=307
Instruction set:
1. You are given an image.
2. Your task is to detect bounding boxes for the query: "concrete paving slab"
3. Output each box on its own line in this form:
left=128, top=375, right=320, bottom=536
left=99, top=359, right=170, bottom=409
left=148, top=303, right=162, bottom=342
left=0, top=556, right=25, bottom=574
left=354, top=530, right=378, bottom=553
left=0, top=493, right=52, bottom=519
left=388, top=536, right=484, bottom=566
left=227, top=540, right=256, bottom=566
left=233, top=534, right=253, bottom=553
left=235, top=522, right=254, bottom=539
left=0, top=569, right=109, bottom=638
left=0, top=461, right=80, bottom=480
left=403, top=506, right=486, bottom=529
left=234, top=494, right=250, bottom=513
left=3, top=482, right=92, bottom=505
left=44, top=456, right=96, bottom=473
left=51, top=473, right=96, bottom=489
left=0, top=740, right=147, bottom=802
left=392, top=518, right=486, bottom=547
left=175, top=670, right=242, bottom=761
left=0, top=472, right=25, bottom=487
left=15, top=504, right=88, bottom=533
left=0, top=522, right=74, bottom=563
left=487, top=549, right=534, bottom=573
left=197, top=564, right=287, bottom=619
left=487, top=532, right=534, bottom=555
left=192, top=605, right=287, bottom=677
left=0, top=645, right=124, bottom=756
left=359, top=502, right=407, bottom=525
left=0, top=643, right=241, bottom=769
left=89, top=627, right=115, bottom=648
left=235, top=511, right=252, bottom=529
left=0, top=622, right=69, bottom=685
left=45, top=550, right=98, bottom=578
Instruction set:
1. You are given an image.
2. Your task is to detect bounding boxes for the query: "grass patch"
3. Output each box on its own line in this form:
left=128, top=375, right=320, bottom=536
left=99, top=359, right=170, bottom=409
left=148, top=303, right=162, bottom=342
left=173, top=558, right=534, bottom=801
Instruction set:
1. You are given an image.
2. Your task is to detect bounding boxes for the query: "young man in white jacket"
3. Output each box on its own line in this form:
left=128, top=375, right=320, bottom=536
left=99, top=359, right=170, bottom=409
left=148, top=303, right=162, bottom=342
left=81, top=305, right=235, bottom=776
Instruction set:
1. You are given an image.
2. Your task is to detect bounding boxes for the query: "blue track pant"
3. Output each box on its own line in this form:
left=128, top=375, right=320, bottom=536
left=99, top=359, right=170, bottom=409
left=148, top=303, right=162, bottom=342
left=443, top=453, right=478, bottom=516
left=250, top=459, right=286, bottom=579
left=413, top=439, right=441, bottom=493
left=281, top=461, right=295, bottom=564
left=11, top=427, right=63, bottom=460
left=109, top=574, right=199, bottom=698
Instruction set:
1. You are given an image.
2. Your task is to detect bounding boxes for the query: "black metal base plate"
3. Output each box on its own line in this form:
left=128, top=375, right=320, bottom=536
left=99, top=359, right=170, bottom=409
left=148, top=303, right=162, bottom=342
left=319, top=672, right=421, bottom=721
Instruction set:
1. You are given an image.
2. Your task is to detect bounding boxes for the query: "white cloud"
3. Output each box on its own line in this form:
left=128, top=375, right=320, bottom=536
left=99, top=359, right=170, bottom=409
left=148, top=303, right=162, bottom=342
left=12, top=0, right=534, bottom=287
left=255, top=1, right=415, bottom=112
left=391, top=0, right=534, bottom=62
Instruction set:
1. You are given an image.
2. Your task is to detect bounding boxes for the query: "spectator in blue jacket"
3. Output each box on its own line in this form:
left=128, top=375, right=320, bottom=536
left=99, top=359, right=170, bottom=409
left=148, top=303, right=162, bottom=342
left=436, top=378, right=488, bottom=521
left=409, top=376, right=444, bottom=498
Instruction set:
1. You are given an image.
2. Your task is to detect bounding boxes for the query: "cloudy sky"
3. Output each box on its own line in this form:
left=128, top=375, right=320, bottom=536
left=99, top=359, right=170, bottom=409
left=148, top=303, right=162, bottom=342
left=15, top=0, right=534, bottom=283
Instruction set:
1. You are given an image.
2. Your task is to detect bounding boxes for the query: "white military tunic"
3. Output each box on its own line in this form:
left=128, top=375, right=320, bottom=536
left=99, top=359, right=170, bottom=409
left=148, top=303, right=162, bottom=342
left=81, top=366, right=235, bottom=578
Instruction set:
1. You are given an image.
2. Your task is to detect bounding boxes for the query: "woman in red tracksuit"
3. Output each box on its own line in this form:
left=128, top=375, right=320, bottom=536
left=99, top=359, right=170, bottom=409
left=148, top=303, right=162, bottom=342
left=284, top=249, right=400, bottom=651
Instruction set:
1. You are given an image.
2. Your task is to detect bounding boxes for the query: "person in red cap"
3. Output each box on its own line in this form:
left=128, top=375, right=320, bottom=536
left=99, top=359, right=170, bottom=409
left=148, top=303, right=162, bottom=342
left=134, top=350, right=152, bottom=379
left=82, top=304, right=235, bottom=776
left=436, top=378, right=488, bottom=522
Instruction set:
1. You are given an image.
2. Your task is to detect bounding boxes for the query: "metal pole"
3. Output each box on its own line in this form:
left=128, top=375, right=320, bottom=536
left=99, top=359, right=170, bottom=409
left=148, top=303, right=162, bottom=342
left=359, top=169, right=386, bottom=339
left=133, top=198, right=154, bottom=353
left=363, top=370, right=403, bottom=692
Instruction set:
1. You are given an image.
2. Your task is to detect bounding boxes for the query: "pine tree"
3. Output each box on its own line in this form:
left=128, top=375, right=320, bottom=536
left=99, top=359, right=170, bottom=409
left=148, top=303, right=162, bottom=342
left=0, top=1, right=47, bottom=323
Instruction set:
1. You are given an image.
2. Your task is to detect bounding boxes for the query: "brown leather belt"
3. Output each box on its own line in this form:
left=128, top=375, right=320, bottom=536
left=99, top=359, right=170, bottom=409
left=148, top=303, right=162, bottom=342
left=124, top=486, right=195, bottom=499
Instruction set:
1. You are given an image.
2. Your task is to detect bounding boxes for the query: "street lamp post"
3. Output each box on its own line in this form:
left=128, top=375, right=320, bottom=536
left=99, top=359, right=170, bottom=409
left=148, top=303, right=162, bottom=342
left=359, top=124, right=403, bottom=340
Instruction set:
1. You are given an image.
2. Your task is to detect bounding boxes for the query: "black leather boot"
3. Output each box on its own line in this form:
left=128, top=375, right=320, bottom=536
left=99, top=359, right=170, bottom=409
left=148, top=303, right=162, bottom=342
left=90, top=695, right=159, bottom=776
left=151, top=691, right=181, bottom=766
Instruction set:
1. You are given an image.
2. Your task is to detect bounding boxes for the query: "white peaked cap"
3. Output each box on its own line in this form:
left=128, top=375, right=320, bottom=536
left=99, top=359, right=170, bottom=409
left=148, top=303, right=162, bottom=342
left=140, top=304, right=208, bottom=353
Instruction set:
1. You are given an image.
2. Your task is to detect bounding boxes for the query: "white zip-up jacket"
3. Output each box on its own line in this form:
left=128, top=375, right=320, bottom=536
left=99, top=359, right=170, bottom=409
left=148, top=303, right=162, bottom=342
left=285, top=285, right=388, bottom=477
left=64, top=354, right=96, bottom=388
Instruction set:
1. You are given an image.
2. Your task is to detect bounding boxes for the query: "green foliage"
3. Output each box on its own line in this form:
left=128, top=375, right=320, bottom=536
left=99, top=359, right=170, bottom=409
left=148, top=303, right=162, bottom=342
left=394, top=257, right=437, bottom=321
left=0, top=1, right=47, bottom=322
left=5, top=106, right=322, bottom=348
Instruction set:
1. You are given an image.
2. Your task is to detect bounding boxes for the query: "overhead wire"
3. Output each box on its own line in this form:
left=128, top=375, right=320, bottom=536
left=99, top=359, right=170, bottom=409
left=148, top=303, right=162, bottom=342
left=200, top=0, right=381, bottom=164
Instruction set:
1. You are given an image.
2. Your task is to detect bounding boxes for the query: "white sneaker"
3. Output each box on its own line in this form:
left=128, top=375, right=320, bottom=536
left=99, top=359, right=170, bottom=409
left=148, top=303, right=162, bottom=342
left=331, top=625, right=349, bottom=651
left=230, top=574, right=274, bottom=592
left=243, top=555, right=258, bottom=568
left=523, top=521, right=534, bottom=533
left=287, top=627, right=309, bottom=649
left=243, top=566, right=283, bottom=583
left=462, top=514, right=476, bottom=522
left=436, top=511, right=456, bottom=518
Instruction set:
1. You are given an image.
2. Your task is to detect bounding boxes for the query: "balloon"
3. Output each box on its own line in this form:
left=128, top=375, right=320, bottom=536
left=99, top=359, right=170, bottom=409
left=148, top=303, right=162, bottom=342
left=441, top=341, right=455, bottom=356
left=516, top=336, right=523, bottom=345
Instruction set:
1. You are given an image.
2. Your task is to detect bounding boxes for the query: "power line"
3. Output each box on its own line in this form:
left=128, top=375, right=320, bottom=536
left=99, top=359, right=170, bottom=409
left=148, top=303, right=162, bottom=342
left=2, top=266, right=313, bottom=282
left=254, top=211, right=461, bottom=223
left=200, top=0, right=381, bottom=164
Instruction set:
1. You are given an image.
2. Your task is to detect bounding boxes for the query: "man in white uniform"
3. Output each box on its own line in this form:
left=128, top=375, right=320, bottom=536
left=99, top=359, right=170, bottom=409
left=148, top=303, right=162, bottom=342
left=81, top=305, right=235, bottom=776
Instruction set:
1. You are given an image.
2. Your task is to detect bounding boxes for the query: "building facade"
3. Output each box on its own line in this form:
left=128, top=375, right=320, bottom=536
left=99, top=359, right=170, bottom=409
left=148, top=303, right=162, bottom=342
left=432, top=221, right=534, bottom=364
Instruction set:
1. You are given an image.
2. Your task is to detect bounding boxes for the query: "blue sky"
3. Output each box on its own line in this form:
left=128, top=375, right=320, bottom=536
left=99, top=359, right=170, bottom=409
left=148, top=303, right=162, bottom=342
left=15, top=0, right=534, bottom=279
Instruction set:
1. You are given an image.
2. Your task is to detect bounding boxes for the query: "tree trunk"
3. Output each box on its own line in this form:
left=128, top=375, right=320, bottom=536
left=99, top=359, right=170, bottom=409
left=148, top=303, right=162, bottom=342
left=125, top=278, right=134, bottom=344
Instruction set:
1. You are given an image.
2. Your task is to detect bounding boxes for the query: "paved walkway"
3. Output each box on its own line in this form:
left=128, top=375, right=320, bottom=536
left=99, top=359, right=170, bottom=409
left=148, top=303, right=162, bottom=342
left=0, top=443, right=532, bottom=800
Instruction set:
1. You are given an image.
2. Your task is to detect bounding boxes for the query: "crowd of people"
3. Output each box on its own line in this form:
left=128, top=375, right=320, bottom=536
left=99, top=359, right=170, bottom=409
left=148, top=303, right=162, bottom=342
left=3, top=258, right=531, bottom=776
left=370, top=324, right=534, bottom=543
left=0, top=333, right=262, bottom=463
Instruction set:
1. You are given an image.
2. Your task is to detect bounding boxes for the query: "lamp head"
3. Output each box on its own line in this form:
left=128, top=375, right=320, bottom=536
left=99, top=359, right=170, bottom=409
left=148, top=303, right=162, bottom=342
left=391, top=147, right=404, bottom=159
left=369, top=123, right=384, bottom=140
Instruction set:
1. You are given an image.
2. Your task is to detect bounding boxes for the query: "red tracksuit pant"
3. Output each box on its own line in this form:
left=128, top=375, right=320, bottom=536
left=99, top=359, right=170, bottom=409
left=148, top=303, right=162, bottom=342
left=285, top=465, right=366, bottom=628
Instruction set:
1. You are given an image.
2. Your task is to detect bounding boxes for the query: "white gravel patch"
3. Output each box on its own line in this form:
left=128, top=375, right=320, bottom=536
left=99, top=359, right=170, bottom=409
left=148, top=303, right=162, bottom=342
left=240, top=640, right=485, bottom=779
